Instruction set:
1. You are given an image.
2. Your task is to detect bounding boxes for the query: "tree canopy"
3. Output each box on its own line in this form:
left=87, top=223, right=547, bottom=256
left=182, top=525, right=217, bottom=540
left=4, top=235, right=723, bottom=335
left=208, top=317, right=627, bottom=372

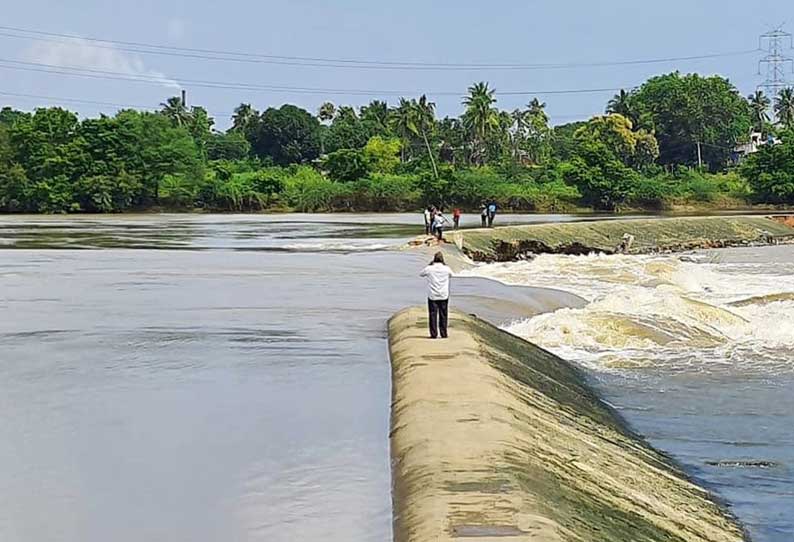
left=1, top=72, right=792, bottom=214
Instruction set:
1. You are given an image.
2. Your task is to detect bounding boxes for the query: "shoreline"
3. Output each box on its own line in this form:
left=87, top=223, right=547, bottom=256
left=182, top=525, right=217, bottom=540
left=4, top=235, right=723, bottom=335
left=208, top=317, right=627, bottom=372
left=388, top=308, right=748, bottom=542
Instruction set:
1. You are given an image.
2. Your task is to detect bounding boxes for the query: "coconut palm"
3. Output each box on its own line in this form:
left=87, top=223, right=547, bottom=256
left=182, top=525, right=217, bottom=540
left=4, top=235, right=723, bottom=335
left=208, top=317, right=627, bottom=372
left=231, top=103, right=258, bottom=133
left=748, top=90, right=771, bottom=131
left=462, top=82, right=499, bottom=164
left=159, top=96, right=192, bottom=127
left=775, top=87, right=794, bottom=128
left=606, top=89, right=635, bottom=121
left=389, top=98, right=418, bottom=162
left=413, top=95, right=439, bottom=178
left=509, top=108, right=529, bottom=159
left=317, top=102, right=336, bottom=123
left=526, top=98, right=548, bottom=123
left=360, top=100, right=389, bottom=131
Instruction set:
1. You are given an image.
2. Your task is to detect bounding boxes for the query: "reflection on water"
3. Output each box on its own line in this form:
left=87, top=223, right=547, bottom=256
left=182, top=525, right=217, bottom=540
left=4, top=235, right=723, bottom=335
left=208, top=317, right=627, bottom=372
left=467, top=246, right=794, bottom=541
left=0, top=212, right=598, bottom=251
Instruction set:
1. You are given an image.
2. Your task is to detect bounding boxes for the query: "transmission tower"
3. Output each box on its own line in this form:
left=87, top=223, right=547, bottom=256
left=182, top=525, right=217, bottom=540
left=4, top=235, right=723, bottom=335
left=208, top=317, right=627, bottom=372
left=758, top=27, right=794, bottom=96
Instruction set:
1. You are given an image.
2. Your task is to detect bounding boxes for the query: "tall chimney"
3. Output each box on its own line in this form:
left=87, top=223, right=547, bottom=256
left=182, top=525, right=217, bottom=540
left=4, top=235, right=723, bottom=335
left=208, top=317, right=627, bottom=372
left=181, top=89, right=187, bottom=108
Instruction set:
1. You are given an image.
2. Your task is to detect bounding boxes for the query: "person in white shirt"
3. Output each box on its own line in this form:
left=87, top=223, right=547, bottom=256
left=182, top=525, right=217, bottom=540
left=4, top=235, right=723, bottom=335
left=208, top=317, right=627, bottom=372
left=419, top=252, right=453, bottom=339
left=432, top=212, right=450, bottom=241
left=423, top=207, right=432, bottom=236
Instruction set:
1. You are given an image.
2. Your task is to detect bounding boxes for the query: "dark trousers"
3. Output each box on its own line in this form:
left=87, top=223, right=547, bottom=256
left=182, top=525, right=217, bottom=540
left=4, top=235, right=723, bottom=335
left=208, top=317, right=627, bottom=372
left=487, top=213, right=495, bottom=227
left=427, top=298, right=449, bottom=338
left=435, top=226, right=444, bottom=240
left=481, top=215, right=487, bottom=227
left=453, top=216, right=460, bottom=229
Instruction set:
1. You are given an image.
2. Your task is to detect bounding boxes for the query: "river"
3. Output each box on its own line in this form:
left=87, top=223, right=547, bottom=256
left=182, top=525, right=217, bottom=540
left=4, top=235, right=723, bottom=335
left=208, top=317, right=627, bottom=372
left=0, top=214, right=791, bottom=541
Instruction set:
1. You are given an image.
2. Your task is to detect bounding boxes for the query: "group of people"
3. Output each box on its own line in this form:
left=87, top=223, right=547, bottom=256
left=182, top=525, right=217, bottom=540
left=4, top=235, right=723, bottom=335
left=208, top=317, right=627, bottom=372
left=423, top=202, right=498, bottom=240
left=479, top=201, right=498, bottom=228
left=423, top=206, right=461, bottom=241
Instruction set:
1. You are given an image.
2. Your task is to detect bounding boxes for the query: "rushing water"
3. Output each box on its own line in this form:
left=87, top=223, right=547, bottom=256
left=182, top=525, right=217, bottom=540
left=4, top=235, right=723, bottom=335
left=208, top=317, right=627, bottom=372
left=465, top=247, right=794, bottom=541
left=0, top=213, right=581, bottom=542
left=2, top=214, right=791, bottom=541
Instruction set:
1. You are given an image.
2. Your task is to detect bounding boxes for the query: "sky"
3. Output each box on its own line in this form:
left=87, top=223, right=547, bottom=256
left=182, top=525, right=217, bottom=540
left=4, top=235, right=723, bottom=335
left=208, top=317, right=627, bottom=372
left=1, top=0, right=792, bottom=129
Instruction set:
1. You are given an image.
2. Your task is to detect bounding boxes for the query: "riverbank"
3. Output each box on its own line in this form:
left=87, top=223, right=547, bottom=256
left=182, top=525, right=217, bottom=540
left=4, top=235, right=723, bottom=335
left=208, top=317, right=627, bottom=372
left=388, top=308, right=747, bottom=542
left=446, top=215, right=794, bottom=261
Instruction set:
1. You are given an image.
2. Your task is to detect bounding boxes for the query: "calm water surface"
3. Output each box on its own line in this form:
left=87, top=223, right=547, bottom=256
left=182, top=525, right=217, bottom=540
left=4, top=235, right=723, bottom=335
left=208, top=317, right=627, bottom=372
left=0, top=213, right=579, bottom=542
left=1, top=214, right=790, bottom=541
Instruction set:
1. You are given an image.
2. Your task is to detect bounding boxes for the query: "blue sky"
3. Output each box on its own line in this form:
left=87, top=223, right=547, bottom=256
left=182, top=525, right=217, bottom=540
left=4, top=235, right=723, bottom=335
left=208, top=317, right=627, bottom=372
left=1, top=0, right=792, bottom=128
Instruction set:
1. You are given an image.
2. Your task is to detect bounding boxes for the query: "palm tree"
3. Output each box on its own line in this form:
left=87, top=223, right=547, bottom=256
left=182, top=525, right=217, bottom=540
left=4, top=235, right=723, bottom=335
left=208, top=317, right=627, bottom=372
left=748, top=90, right=771, bottom=132
left=526, top=98, right=548, bottom=123
left=462, top=82, right=499, bottom=164
left=606, top=89, right=634, bottom=121
left=510, top=108, right=529, bottom=160
left=413, top=95, right=439, bottom=179
left=317, top=102, right=336, bottom=123
left=775, top=87, right=794, bottom=128
left=389, top=98, right=418, bottom=162
left=159, top=96, right=191, bottom=127
left=360, top=100, right=389, bottom=131
left=231, top=103, right=258, bottom=133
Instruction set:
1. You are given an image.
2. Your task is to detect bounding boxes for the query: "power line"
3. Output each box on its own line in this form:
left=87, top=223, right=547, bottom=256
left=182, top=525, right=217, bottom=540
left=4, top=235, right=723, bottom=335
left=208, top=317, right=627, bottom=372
left=0, top=25, right=759, bottom=72
left=0, top=90, right=234, bottom=118
left=0, top=59, right=627, bottom=97
left=0, top=90, right=599, bottom=126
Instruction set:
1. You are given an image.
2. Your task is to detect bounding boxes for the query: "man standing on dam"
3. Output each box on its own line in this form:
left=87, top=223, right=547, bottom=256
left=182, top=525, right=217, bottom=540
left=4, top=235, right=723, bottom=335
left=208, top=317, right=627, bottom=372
left=420, top=252, right=453, bottom=339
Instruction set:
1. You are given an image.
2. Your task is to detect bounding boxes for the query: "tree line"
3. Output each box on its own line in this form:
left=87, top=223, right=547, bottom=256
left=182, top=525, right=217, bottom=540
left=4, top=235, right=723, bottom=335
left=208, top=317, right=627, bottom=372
left=2, top=71, right=794, bottom=214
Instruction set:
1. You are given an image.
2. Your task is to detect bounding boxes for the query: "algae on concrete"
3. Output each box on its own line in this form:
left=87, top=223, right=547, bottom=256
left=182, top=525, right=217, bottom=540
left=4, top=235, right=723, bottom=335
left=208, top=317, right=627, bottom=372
left=447, top=216, right=794, bottom=261
left=389, top=308, right=747, bottom=542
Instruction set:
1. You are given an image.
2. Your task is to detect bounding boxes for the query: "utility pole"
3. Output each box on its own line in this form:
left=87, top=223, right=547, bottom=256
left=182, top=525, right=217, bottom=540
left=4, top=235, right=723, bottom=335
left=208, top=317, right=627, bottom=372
left=696, top=142, right=703, bottom=169
left=758, top=27, right=794, bottom=97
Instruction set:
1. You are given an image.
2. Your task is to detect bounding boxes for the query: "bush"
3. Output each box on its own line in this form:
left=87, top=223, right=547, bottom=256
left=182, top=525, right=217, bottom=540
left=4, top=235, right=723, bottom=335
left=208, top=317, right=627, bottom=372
left=323, top=148, right=370, bottom=182
left=353, top=174, right=421, bottom=211
left=283, top=166, right=351, bottom=211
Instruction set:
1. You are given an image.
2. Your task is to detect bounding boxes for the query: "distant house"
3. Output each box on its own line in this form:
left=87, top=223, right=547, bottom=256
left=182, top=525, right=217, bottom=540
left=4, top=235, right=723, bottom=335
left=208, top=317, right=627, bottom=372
left=732, top=131, right=780, bottom=163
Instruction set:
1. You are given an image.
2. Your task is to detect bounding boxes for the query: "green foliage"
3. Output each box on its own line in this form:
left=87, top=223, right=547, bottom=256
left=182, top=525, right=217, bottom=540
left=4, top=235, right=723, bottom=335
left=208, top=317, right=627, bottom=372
left=741, top=129, right=794, bottom=203
left=323, top=107, right=372, bottom=152
left=1, top=73, right=790, bottom=215
left=353, top=174, right=421, bottom=211
left=282, top=166, right=351, bottom=212
left=574, top=114, right=659, bottom=169
left=363, top=136, right=402, bottom=174
left=630, top=72, right=752, bottom=169
left=0, top=164, right=32, bottom=212
left=323, top=148, right=370, bottom=182
left=561, top=140, right=640, bottom=210
left=207, top=131, right=251, bottom=161
left=253, top=105, right=321, bottom=165
left=159, top=173, right=200, bottom=209
left=73, top=172, right=142, bottom=212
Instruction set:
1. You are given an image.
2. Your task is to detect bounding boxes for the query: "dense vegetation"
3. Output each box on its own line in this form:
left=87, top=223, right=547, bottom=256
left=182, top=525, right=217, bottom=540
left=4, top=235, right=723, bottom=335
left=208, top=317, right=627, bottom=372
left=2, top=72, right=794, bottom=214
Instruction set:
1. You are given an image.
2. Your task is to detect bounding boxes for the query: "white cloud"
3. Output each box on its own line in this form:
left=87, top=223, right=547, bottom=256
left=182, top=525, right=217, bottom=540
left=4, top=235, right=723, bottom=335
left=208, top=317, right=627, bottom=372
left=167, top=19, right=187, bottom=41
left=24, top=37, right=182, bottom=90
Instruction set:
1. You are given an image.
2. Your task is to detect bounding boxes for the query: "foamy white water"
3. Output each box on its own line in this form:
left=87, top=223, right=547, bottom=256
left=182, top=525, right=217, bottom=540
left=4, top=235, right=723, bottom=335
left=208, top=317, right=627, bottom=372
left=465, top=245, right=794, bottom=540
left=464, top=250, right=794, bottom=373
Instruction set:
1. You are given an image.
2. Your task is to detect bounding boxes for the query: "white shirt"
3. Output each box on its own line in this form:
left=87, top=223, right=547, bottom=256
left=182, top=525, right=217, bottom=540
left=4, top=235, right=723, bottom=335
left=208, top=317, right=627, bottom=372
left=424, top=209, right=431, bottom=223
left=420, top=263, right=453, bottom=300
left=433, top=214, right=448, bottom=228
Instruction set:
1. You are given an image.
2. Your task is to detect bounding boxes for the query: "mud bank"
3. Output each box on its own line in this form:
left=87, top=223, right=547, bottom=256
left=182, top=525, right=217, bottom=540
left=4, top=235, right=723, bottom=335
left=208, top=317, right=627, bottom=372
left=446, top=215, right=794, bottom=261
left=388, top=308, right=747, bottom=542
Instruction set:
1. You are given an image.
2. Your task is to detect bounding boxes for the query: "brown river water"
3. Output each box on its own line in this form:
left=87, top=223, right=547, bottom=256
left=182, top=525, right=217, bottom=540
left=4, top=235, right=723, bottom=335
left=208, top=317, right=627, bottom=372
left=0, top=214, right=791, bottom=541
